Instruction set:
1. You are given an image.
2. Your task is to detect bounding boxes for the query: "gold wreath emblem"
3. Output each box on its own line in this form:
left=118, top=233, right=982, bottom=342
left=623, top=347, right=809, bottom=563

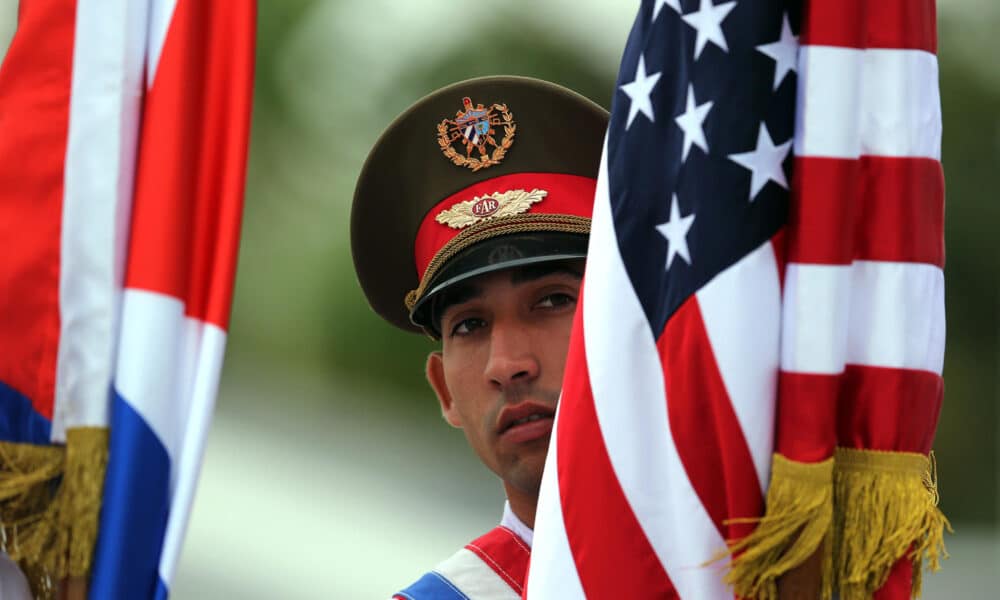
left=437, top=97, right=516, bottom=171
left=436, top=189, right=547, bottom=229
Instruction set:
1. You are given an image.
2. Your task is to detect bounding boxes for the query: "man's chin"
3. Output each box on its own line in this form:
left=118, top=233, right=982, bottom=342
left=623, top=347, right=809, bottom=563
left=503, top=440, right=551, bottom=496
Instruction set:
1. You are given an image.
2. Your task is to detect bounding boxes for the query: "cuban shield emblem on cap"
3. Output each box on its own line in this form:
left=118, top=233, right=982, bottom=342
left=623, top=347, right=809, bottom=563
left=437, top=97, right=516, bottom=171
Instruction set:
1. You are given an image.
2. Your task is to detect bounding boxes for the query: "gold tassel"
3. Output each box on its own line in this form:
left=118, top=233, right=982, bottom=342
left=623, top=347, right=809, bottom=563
left=722, top=453, right=835, bottom=600
left=833, top=447, right=951, bottom=600
left=0, top=427, right=109, bottom=599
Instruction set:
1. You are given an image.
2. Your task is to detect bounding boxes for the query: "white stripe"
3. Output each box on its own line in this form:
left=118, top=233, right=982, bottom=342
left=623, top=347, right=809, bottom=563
left=782, top=261, right=945, bottom=374
left=780, top=264, right=851, bottom=374
left=147, top=0, right=179, bottom=86
left=115, top=289, right=187, bottom=466
left=846, top=260, right=945, bottom=374
left=696, top=240, right=780, bottom=492
left=157, top=319, right=228, bottom=585
left=433, top=548, right=520, bottom=600
left=113, top=289, right=228, bottom=586
left=794, top=46, right=941, bottom=159
left=525, top=404, right=586, bottom=598
left=53, top=0, right=149, bottom=441
left=583, top=143, right=730, bottom=598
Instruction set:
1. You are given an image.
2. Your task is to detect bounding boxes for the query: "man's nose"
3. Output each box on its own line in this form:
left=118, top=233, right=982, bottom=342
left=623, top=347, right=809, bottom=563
left=484, top=320, right=539, bottom=389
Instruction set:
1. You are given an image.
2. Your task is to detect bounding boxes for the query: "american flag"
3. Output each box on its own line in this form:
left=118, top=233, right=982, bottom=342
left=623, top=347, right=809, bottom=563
left=528, top=0, right=943, bottom=597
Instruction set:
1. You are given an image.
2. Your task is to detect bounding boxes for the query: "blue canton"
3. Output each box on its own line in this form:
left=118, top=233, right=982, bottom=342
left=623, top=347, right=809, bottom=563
left=607, top=0, right=801, bottom=335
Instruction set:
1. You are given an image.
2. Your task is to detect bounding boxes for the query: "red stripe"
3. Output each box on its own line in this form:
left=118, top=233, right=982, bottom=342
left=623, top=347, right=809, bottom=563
left=799, top=6, right=941, bottom=596
left=788, top=157, right=944, bottom=266
left=0, top=0, right=77, bottom=419
left=659, top=297, right=764, bottom=541
left=124, top=0, right=255, bottom=328
left=776, top=372, right=839, bottom=463
left=837, top=365, right=942, bottom=454
left=464, top=526, right=530, bottom=594
left=777, top=365, right=941, bottom=461
left=838, top=370, right=938, bottom=600
left=413, top=173, right=596, bottom=280
left=557, top=298, right=677, bottom=598
left=801, top=0, right=937, bottom=53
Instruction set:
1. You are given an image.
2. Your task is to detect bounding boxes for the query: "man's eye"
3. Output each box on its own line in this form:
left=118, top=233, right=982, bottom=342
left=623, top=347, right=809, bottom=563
left=536, top=293, right=575, bottom=309
left=451, top=317, right=487, bottom=337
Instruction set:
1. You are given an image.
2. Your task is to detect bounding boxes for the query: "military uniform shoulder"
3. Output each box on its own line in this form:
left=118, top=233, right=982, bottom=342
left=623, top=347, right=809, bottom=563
left=392, top=526, right=529, bottom=600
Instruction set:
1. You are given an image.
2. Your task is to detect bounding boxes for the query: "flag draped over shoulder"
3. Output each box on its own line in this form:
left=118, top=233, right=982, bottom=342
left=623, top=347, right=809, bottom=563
left=528, top=1, right=946, bottom=599
left=0, top=1, right=255, bottom=598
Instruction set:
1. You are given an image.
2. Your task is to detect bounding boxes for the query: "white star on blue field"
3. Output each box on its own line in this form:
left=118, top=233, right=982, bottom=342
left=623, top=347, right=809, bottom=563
left=606, top=0, right=800, bottom=333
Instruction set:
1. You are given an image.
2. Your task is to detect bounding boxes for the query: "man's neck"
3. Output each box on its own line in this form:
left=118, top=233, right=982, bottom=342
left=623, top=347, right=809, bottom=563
left=503, top=483, right=538, bottom=529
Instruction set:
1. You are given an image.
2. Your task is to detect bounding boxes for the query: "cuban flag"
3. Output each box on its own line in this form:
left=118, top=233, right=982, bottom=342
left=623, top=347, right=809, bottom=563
left=0, top=0, right=255, bottom=597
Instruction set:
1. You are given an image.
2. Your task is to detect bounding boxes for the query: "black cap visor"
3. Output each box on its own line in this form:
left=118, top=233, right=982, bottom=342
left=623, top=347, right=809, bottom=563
left=410, top=232, right=588, bottom=335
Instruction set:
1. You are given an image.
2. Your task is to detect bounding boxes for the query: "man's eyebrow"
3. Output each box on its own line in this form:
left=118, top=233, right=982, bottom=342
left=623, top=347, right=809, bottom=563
left=434, top=283, right=482, bottom=319
left=431, top=264, right=583, bottom=332
left=510, top=264, right=584, bottom=285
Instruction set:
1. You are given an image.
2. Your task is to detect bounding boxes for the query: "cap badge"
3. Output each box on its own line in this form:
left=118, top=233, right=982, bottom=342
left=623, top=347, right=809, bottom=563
left=436, top=188, right=547, bottom=229
left=487, top=244, right=525, bottom=265
left=437, top=97, right=516, bottom=171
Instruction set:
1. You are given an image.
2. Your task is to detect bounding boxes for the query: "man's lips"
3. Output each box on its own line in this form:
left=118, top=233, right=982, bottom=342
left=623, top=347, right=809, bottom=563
left=497, top=402, right=555, bottom=443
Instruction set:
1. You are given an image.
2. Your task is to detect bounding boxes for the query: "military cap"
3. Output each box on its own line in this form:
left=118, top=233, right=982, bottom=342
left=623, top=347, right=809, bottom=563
left=352, top=76, right=608, bottom=336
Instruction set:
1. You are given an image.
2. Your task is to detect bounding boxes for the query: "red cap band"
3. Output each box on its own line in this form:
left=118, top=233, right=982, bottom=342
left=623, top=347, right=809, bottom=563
left=412, top=172, right=597, bottom=279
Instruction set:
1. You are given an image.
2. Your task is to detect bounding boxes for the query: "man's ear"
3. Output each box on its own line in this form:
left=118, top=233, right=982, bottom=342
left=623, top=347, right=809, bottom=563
left=426, top=351, right=462, bottom=428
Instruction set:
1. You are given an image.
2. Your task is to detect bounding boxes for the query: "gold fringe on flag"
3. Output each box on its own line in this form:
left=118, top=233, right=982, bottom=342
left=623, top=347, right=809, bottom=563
left=0, top=427, right=109, bottom=599
left=722, top=453, right=835, bottom=600
left=833, top=447, right=950, bottom=600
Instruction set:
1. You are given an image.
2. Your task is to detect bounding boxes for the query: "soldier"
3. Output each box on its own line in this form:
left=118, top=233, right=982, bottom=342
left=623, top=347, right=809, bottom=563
left=352, top=76, right=606, bottom=599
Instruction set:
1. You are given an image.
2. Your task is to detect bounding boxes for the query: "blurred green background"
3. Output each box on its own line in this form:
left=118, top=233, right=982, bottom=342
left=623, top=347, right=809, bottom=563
left=5, top=0, right=997, bottom=597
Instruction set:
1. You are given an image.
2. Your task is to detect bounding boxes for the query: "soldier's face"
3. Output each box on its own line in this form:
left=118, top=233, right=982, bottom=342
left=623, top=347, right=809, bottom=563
left=425, top=261, right=583, bottom=507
